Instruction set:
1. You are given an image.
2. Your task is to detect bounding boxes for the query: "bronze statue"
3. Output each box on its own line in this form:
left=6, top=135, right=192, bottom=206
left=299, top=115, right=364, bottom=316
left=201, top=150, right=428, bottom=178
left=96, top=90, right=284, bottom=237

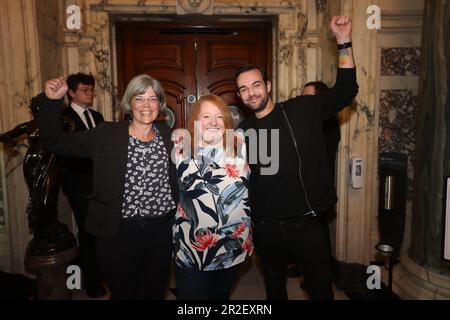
left=0, top=97, right=76, bottom=256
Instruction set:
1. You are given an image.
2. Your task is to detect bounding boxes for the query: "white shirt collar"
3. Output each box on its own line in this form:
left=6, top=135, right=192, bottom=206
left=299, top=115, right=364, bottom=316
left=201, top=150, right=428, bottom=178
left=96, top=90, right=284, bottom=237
left=71, top=101, right=90, bottom=113
left=70, top=102, right=95, bottom=129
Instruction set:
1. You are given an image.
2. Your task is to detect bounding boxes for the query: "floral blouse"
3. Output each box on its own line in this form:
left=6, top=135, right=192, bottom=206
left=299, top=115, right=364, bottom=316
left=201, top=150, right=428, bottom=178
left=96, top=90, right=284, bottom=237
left=121, top=128, right=175, bottom=220
left=173, top=137, right=253, bottom=271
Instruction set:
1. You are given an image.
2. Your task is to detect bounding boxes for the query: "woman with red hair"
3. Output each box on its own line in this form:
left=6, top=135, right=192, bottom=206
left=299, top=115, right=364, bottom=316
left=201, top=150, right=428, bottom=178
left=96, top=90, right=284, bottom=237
left=173, top=94, right=253, bottom=300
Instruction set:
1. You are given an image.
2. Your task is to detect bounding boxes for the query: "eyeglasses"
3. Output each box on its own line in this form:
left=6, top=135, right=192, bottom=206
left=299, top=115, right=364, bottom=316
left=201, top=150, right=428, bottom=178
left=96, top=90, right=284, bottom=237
left=133, top=96, right=160, bottom=105
left=76, top=88, right=95, bottom=94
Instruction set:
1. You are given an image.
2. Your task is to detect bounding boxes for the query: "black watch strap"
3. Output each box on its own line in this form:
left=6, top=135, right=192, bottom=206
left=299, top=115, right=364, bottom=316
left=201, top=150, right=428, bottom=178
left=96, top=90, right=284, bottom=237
left=337, top=42, right=352, bottom=50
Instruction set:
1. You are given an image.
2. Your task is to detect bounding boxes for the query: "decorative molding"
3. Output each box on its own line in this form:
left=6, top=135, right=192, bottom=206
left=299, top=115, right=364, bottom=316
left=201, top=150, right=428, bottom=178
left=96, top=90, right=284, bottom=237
left=212, top=4, right=297, bottom=15
left=382, top=10, right=424, bottom=20
left=380, top=10, right=423, bottom=34
left=279, top=14, right=307, bottom=65
left=380, top=27, right=423, bottom=34
left=176, top=0, right=213, bottom=15
left=90, top=4, right=175, bottom=14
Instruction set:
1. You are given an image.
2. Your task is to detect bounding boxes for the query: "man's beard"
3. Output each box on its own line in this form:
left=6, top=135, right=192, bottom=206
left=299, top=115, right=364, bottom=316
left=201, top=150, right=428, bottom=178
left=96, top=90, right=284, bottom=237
left=246, top=93, right=269, bottom=114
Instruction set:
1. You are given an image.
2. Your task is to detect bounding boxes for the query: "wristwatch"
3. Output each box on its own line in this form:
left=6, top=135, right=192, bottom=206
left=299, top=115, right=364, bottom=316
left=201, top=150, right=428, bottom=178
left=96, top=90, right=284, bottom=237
left=337, top=42, right=352, bottom=50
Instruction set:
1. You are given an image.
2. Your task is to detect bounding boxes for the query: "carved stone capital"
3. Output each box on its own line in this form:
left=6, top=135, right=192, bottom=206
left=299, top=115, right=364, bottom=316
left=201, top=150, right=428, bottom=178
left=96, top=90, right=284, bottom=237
left=176, top=0, right=213, bottom=15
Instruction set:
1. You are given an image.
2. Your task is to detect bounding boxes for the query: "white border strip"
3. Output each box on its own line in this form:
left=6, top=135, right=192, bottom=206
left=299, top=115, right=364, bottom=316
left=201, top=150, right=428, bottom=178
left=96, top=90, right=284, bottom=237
left=445, top=177, right=450, bottom=260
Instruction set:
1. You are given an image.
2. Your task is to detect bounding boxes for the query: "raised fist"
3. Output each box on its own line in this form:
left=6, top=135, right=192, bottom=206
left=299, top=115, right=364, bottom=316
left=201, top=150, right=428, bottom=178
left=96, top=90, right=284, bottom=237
left=330, top=16, right=352, bottom=44
left=44, top=76, right=68, bottom=100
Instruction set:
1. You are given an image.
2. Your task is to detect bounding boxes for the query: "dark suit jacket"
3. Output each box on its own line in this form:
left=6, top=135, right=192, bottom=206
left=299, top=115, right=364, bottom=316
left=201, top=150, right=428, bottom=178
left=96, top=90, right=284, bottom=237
left=37, top=93, right=179, bottom=239
left=61, top=105, right=104, bottom=196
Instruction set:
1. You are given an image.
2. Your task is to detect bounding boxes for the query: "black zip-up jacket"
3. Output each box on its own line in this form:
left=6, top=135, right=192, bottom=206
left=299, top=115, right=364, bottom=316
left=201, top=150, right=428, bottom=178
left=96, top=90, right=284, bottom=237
left=238, top=68, right=358, bottom=217
left=37, top=93, right=179, bottom=239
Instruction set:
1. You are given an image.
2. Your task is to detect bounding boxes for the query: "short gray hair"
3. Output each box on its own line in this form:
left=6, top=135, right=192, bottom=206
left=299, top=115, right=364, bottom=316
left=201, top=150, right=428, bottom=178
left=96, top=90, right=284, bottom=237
left=121, top=74, right=166, bottom=114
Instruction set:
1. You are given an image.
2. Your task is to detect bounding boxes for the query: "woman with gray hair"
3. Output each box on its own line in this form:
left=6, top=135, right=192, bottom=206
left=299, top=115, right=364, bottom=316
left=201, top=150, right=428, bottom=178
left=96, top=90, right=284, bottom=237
left=37, top=74, right=178, bottom=300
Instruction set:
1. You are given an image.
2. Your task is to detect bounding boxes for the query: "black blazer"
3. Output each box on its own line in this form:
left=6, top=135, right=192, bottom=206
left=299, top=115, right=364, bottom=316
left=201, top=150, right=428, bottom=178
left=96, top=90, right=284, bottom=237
left=61, top=105, right=104, bottom=196
left=37, top=93, right=179, bottom=239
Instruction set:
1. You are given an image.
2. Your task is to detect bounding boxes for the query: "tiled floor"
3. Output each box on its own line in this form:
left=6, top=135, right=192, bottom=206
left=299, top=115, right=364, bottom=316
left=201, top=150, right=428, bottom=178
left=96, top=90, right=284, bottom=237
left=73, top=255, right=349, bottom=300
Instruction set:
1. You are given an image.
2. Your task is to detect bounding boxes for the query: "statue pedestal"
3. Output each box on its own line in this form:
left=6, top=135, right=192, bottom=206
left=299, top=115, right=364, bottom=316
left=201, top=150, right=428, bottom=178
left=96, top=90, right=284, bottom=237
left=25, top=244, right=78, bottom=300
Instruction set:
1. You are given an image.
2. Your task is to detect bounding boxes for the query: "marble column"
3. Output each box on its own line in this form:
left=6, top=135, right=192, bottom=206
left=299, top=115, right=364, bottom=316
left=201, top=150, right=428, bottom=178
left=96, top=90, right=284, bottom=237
left=394, top=0, right=450, bottom=300
left=410, top=0, right=450, bottom=275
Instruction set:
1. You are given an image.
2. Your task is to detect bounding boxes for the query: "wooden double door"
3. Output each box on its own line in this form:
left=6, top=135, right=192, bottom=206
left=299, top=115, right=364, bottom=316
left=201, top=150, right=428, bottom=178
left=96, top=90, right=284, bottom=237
left=117, top=20, right=272, bottom=128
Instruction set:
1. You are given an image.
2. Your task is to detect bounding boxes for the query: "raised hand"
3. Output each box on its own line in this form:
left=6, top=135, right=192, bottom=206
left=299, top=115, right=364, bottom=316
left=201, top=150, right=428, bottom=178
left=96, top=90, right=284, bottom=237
left=44, top=76, right=68, bottom=100
left=330, top=16, right=352, bottom=44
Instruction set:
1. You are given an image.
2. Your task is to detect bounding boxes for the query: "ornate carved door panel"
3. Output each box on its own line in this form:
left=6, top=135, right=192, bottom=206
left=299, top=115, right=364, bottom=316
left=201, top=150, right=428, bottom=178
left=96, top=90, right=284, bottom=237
left=117, top=20, right=272, bottom=128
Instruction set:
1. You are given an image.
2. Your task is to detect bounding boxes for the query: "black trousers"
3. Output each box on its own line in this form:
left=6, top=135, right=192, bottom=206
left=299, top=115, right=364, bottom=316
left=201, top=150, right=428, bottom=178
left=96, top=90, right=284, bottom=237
left=96, top=216, right=173, bottom=300
left=175, top=265, right=241, bottom=300
left=253, top=215, right=333, bottom=300
left=66, top=193, right=103, bottom=291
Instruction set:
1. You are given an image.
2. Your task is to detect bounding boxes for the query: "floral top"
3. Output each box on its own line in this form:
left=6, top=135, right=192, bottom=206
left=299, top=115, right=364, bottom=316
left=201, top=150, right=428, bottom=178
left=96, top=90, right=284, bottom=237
left=173, top=137, right=253, bottom=271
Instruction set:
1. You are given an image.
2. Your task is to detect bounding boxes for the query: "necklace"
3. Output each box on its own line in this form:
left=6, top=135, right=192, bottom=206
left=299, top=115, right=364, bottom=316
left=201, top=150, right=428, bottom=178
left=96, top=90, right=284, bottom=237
left=129, top=124, right=156, bottom=142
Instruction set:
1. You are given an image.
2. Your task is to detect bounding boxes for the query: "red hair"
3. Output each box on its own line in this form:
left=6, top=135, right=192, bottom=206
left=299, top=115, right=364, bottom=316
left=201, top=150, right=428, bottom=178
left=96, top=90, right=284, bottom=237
left=186, top=94, right=237, bottom=158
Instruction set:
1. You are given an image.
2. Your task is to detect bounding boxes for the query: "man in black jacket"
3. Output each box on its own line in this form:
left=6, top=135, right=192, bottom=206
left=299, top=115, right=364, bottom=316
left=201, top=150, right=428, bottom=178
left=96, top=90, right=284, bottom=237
left=303, top=81, right=340, bottom=255
left=288, top=81, right=340, bottom=279
left=62, top=73, right=105, bottom=298
left=235, top=16, right=358, bottom=300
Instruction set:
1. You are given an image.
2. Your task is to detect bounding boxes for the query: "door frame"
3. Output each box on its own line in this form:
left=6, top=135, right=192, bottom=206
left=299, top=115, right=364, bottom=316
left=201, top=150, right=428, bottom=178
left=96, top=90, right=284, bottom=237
left=115, top=16, right=274, bottom=105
